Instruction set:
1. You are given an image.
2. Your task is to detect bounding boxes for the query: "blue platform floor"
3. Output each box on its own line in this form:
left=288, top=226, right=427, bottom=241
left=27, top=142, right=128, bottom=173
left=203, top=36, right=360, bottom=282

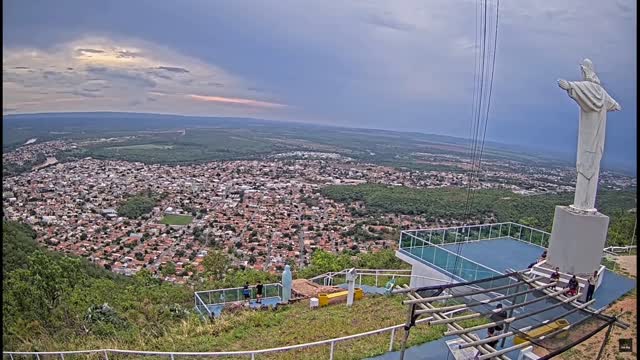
left=438, top=238, right=635, bottom=310
left=369, top=238, right=636, bottom=359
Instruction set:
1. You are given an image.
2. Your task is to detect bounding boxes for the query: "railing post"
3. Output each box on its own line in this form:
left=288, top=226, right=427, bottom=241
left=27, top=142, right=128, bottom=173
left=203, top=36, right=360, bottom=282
left=455, top=229, right=459, bottom=243
left=60, top=353, right=65, bottom=360
left=10, top=354, right=15, bottom=360
left=489, top=225, right=492, bottom=239
left=251, top=353, right=255, bottom=360
left=171, top=353, right=175, bottom=360
left=103, top=350, right=109, bottom=360
left=499, top=223, right=502, bottom=238
left=36, top=354, right=41, bottom=360
left=329, top=340, right=335, bottom=360
left=530, top=230, right=533, bottom=243
left=389, top=328, right=396, bottom=351
left=508, top=223, right=512, bottom=238
left=375, top=271, right=379, bottom=287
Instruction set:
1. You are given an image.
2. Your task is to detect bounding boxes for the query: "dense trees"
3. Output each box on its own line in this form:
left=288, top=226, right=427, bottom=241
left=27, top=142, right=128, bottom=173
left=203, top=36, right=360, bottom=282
left=321, top=184, right=637, bottom=245
left=297, top=249, right=408, bottom=279
left=117, top=192, right=158, bottom=219
left=3, top=222, right=192, bottom=349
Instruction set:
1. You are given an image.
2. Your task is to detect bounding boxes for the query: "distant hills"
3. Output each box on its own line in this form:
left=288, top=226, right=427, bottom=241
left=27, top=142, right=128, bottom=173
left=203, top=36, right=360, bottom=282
left=2, top=111, right=634, bottom=175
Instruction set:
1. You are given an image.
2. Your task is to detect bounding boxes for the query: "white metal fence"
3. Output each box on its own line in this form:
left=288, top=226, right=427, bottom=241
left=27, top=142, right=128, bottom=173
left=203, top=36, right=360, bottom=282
left=194, top=283, right=283, bottom=317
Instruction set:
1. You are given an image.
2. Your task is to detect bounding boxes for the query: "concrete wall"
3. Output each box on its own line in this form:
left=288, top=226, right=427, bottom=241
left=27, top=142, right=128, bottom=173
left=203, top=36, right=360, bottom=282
left=547, top=206, right=609, bottom=275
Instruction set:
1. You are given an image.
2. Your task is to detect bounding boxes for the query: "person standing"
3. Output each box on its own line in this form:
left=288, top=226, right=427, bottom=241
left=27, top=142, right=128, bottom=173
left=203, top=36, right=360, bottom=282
left=256, top=280, right=264, bottom=304
left=550, top=267, right=561, bottom=288
left=586, top=270, right=598, bottom=302
left=490, top=304, right=507, bottom=332
left=486, top=327, right=499, bottom=349
left=243, top=282, right=251, bottom=304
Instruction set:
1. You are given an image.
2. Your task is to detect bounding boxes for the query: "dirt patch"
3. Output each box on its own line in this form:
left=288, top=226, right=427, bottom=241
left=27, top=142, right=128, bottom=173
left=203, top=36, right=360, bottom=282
left=558, top=293, right=637, bottom=360
left=292, top=279, right=343, bottom=298
left=615, top=255, right=637, bottom=278
left=531, top=256, right=637, bottom=359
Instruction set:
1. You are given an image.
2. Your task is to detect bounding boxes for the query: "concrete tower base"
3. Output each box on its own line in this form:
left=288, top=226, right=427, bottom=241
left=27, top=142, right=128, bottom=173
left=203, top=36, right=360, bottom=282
left=546, top=205, right=609, bottom=276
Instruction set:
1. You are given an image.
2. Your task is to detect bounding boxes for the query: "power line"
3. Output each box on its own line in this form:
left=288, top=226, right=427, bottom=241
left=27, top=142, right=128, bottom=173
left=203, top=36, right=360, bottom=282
left=450, top=0, right=500, bottom=282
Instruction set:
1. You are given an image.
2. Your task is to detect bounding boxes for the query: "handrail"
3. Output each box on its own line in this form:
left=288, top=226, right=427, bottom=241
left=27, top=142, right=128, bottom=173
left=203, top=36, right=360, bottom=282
left=3, top=308, right=466, bottom=358
left=194, top=292, right=212, bottom=317
left=408, top=222, right=551, bottom=236
left=194, top=282, right=282, bottom=296
left=400, top=231, right=504, bottom=276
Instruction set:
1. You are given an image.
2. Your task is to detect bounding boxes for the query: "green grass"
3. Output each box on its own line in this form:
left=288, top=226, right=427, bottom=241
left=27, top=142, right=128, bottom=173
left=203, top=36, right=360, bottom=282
left=12, top=295, right=486, bottom=360
left=161, top=214, right=193, bottom=225
left=107, top=144, right=175, bottom=150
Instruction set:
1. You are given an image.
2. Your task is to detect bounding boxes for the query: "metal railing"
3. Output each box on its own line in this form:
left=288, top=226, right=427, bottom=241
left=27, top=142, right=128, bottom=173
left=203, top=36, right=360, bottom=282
left=310, top=268, right=414, bottom=287
left=603, top=245, right=636, bottom=255
left=194, top=283, right=283, bottom=317
left=399, top=231, right=503, bottom=283
left=309, top=268, right=472, bottom=290
left=404, top=222, right=550, bottom=249
left=3, top=308, right=466, bottom=360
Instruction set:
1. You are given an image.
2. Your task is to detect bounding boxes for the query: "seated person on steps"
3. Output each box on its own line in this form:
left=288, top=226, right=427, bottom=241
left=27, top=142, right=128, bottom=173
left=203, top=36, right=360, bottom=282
left=566, top=275, right=579, bottom=297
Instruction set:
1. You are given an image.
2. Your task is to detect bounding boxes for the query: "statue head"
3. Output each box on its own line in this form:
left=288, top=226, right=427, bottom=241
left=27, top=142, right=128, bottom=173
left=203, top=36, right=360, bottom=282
left=581, top=59, right=601, bottom=84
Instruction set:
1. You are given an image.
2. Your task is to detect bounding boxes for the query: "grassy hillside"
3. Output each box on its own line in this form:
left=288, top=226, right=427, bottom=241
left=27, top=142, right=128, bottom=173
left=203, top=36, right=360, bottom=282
left=3, top=221, right=470, bottom=359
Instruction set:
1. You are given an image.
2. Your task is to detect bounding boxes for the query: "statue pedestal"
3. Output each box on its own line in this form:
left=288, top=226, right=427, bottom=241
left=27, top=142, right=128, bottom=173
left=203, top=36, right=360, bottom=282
left=546, top=205, right=609, bottom=275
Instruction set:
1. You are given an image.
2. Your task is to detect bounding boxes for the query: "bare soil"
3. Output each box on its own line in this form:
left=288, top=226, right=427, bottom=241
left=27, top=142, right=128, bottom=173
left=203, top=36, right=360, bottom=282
left=535, top=255, right=637, bottom=359
left=291, top=279, right=343, bottom=298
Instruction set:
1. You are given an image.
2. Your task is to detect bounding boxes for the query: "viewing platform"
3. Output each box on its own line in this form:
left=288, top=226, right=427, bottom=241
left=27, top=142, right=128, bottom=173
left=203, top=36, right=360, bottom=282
left=396, top=222, right=635, bottom=311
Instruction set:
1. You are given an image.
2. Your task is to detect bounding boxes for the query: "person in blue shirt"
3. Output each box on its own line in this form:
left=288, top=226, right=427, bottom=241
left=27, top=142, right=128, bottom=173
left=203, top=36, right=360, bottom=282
left=243, top=282, right=251, bottom=304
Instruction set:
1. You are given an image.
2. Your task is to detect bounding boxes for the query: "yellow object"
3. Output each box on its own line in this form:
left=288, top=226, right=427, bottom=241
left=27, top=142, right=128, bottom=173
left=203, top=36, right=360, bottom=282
left=514, top=319, right=570, bottom=345
left=318, top=288, right=364, bottom=307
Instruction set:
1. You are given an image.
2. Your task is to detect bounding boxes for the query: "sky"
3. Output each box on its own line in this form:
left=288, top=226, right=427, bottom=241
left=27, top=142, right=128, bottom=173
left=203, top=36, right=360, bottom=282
left=3, top=0, right=637, bottom=171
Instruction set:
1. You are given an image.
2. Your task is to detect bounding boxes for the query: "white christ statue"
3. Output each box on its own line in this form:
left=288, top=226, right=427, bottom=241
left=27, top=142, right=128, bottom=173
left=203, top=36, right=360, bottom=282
left=558, top=59, right=621, bottom=213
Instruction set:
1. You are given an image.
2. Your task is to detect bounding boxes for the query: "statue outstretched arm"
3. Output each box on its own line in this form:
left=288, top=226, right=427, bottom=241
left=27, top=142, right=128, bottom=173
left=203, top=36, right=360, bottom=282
left=558, top=79, right=571, bottom=90
left=610, top=100, right=621, bottom=111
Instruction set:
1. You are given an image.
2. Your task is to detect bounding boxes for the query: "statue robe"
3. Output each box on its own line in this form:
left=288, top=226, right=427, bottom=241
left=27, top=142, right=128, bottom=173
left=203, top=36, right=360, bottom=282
left=563, top=80, right=620, bottom=211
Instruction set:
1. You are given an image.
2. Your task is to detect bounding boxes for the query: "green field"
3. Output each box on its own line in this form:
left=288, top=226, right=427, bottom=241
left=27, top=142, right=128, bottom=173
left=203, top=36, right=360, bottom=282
left=160, top=214, right=193, bottom=225
left=107, top=144, right=175, bottom=150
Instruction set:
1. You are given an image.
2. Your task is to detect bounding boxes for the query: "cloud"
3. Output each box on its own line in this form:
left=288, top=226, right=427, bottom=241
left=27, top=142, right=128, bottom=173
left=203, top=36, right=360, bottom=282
left=364, top=13, right=416, bottom=32
left=1, top=0, right=635, bottom=168
left=76, top=48, right=105, bottom=54
left=157, top=66, right=189, bottom=73
left=3, top=36, right=288, bottom=117
left=187, top=94, right=288, bottom=108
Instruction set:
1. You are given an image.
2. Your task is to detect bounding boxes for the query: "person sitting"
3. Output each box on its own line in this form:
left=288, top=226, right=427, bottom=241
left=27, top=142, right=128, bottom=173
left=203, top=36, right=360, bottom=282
left=528, top=251, right=547, bottom=269
left=566, top=275, right=579, bottom=297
